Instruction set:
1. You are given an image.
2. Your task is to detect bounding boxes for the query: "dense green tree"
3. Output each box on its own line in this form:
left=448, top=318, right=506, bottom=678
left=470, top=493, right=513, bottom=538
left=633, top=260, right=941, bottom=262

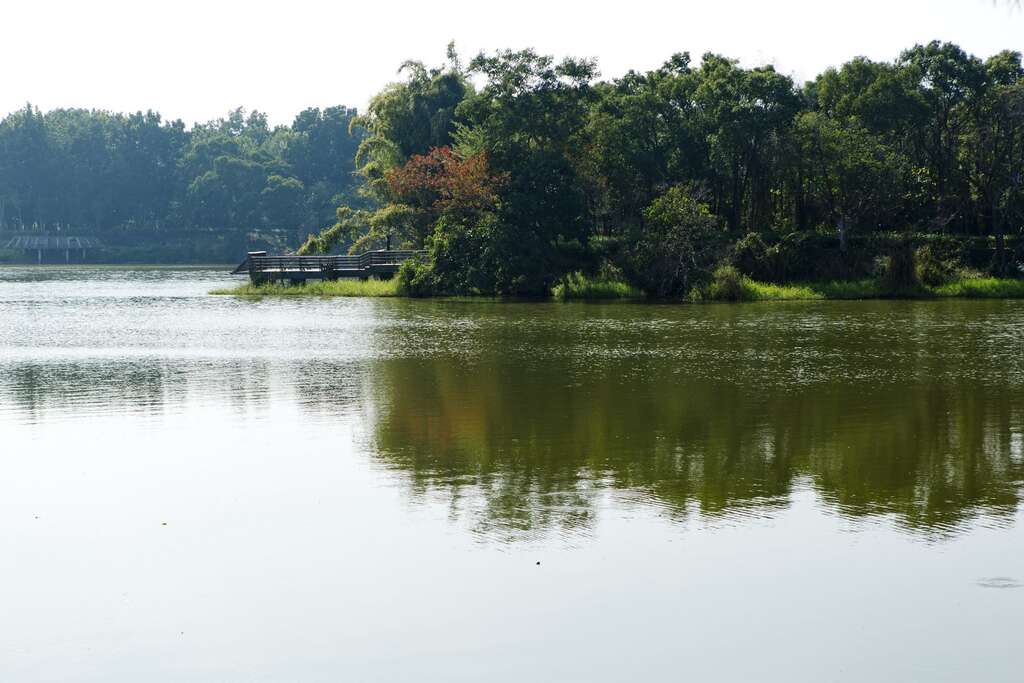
left=352, top=44, right=470, bottom=201
left=625, top=185, right=724, bottom=296
left=794, top=112, right=909, bottom=249
left=454, top=49, right=600, bottom=294
left=0, top=104, right=54, bottom=229
left=961, top=52, right=1024, bottom=269
left=285, top=107, right=361, bottom=190
left=583, top=54, right=703, bottom=229
left=899, top=41, right=987, bottom=229
left=690, top=55, right=802, bottom=233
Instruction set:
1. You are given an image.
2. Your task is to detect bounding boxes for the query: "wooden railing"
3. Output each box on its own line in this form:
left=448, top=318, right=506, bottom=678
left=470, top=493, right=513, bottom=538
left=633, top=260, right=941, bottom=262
left=231, top=249, right=425, bottom=278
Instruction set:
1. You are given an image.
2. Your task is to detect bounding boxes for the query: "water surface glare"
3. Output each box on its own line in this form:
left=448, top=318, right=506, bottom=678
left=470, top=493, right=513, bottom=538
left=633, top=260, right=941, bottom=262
left=1, top=266, right=1023, bottom=682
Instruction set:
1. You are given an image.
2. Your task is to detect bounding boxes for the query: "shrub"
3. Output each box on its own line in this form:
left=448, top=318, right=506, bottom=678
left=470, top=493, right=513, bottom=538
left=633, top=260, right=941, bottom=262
left=427, top=213, right=495, bottom=295
left=552, top=272, right=642, bottom=300
left=915, top=236, right=965, bottom=286
left=396, top=255, right=441, bottom=297
left=623, top=186, right=724, bottom=297
left=730, top=232, right=774, bottom=281
left=707, top=264, right=747, bottom=301
left=880, top=238, right=920, bottom=291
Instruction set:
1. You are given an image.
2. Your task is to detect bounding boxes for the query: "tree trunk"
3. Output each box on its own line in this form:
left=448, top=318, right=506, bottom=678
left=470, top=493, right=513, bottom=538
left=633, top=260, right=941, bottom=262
left=838, top=215, right=848, bottom=253
left=993, top=195, right=1006, bottom=276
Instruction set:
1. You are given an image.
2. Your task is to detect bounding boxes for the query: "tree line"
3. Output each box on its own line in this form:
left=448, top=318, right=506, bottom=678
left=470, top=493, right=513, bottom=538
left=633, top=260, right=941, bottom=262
left=303, top=41, right=1024, bottom=295
left=2, top=41, right=1022, bottom=283
left=0, top=105, right=366, bottom=252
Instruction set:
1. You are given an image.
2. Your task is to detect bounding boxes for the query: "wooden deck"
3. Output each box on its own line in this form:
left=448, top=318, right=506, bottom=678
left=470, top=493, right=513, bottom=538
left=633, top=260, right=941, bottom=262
left=232, top=250, right=424, bottom=283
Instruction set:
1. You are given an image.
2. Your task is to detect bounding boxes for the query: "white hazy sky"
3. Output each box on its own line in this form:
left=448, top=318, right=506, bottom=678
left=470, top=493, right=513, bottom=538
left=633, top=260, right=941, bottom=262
left=3, top=0, right=1023, bottom=127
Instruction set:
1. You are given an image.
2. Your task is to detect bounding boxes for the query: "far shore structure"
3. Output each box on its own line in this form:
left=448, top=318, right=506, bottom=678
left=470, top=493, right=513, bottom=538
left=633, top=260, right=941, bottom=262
left=2, top=233, right=102, bottom=264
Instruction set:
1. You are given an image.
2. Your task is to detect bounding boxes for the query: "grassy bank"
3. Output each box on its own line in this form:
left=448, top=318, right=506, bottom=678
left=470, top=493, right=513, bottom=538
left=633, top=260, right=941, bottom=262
left=210, top=273, right=1024, bottom=301
left=553, top=273, right=1024, bottom=302
left=211, top=278, right=400, bottom=297
left=721, top=278, right=886, bottom=301
left=552, top=273, right=643, bottom=300
left=704, top=273, right=1024, bottom=302
left=931, top=277, right=1024, bottom=298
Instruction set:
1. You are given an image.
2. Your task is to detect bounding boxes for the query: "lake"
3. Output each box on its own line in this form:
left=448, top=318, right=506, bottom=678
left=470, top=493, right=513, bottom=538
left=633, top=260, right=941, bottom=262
left=1, top=266, right=1022, bottom=682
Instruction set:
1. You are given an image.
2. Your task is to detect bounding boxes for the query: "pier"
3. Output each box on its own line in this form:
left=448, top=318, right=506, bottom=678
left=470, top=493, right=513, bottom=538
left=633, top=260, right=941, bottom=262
left=2, top=233, right=103, bottom=263
left=232, top=250, right=424, bottom=283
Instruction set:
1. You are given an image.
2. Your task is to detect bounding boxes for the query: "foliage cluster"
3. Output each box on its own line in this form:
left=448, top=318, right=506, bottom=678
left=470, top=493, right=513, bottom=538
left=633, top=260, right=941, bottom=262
left=300, top=41, right=1024, bottom=297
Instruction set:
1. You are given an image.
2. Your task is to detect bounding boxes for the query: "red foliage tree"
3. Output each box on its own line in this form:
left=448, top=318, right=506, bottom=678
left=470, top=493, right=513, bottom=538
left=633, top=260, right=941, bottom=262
left=386, top=147, right=504, bottom=217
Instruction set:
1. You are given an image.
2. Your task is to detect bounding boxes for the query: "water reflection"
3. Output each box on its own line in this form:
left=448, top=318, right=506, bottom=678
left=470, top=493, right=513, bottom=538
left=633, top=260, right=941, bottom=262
left=3, top=353, right=1022, bottom=541
left=364, top=355, right=1023, bottom=540
left=0, top=359, right=278, bottom=422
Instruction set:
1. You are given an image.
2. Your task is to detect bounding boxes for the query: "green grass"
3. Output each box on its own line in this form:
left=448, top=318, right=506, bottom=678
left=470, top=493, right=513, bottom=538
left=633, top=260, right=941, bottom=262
left=552, top=273, right=643, bottom=300
left=737, top=280, right=822, bottom=300
left=713, top=276, right=1024, bottom=302
left=932, top=277, right=1024, bottom=298
left=211, top=278, right=400, bottom=297
left=211, top=273, right=1024, bottom=302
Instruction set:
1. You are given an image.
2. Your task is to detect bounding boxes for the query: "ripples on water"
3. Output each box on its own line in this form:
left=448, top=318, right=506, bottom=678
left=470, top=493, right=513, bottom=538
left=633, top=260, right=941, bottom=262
left=2, top=267, right=1023, bottom=541
left=2, top=266, right=1023, bottom=682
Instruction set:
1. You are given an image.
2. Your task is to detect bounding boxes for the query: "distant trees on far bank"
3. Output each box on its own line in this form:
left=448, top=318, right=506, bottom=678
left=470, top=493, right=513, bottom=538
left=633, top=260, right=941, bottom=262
left=0, top=105, right=366, bottom=249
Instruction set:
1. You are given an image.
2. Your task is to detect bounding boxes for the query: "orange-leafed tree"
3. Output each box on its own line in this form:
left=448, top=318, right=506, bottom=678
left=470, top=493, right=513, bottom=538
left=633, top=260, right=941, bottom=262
left=382, top=146, right=504, bottom=246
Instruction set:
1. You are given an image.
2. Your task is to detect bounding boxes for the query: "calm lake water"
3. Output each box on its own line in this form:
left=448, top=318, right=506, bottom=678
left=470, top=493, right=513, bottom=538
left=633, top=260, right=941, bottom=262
left=1, top=266, right=1023, bottom=682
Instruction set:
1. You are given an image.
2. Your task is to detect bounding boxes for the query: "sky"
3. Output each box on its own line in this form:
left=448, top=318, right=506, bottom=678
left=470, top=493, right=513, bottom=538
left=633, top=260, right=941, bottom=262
left=3, top=0, right=1023, bottom=127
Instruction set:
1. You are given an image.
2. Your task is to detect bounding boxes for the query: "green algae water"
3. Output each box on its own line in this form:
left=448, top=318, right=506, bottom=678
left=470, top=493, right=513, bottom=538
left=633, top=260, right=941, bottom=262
left=1, top=266, right=1023, bottom=682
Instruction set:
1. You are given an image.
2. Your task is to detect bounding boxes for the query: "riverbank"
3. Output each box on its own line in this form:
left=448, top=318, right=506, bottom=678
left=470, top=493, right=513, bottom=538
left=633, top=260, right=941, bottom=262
left=211, top=274, right=1024, bottom=301
left=210, top=279, right=400, bottom=297
left=704, top=276, right=1024, bottom=301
